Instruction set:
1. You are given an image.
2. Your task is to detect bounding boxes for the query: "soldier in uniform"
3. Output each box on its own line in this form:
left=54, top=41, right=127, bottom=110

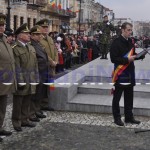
left=0, top=13, right=16, bottom=142
left=29, top=25, right=48, bottom=121
left=98, top=15, right=115, bottom=59
left=36, top=19, right=58, bottom=111
left=12, top=23, right=39, bottom=132
left=4, top=28, right=15, bottom=45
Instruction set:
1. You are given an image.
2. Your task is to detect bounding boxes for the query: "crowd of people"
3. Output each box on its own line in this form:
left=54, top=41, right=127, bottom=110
left=0, top=12, right=105, bottom=142
left=1, top=11, right=148, bottom=142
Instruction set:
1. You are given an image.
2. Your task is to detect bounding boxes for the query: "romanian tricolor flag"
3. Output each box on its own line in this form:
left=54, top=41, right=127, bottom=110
left=49, top=0, right=56, bottom=8
left=58, top=0, right=62, bottom=10
left=49, top=79, right=55, bottom=91
left=112, top=48, right=134, bottom=83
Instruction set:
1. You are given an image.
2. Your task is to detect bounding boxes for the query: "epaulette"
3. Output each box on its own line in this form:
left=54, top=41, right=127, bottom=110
left=3, top=33, right=7, bottom=37
left=11, top=44, right=17, bottom=49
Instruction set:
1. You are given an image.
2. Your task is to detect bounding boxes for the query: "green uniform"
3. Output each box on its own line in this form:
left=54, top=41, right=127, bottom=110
left=97, top=21, right=115, bottom=59
left=40, top=35, right=58, bottom=77
left=12, top=41, right=39, bottom=127
left=0, top=35, right=16, bottom=131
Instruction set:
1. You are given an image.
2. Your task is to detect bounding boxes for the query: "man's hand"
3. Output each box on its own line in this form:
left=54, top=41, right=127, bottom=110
left=107, top=22, right=110, bottom=25
left=99, top=31, right=103, bottom=34
left=128, top=55, right=137, bottom=62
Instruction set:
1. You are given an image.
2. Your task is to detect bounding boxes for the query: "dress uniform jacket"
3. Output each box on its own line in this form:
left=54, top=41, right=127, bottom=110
left=12, top=41, right=39, bottom=95
left=40, top=35, right=58, bottom=77
left=110, top=35, right=136, bottom=86
left=0, top=35, right=16, bottom=95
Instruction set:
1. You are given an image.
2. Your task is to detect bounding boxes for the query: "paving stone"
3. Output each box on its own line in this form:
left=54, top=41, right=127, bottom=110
left=1, top=98, right=150, bottom=149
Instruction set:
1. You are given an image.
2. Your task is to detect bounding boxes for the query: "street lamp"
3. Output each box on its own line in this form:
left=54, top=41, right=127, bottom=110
left=6, top=0, right=11, bottom=30
left=78, top=0, right=82, bottom=36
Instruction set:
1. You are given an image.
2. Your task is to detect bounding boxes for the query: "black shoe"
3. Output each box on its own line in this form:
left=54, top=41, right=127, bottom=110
left=100, top=57, right=105, bottom=59
left=0, top=137, right=3, bottom=142
left=41, top=107, right=54, bottom=111
left=39, top=110, right=43, bottom=114
left=114, top=119, right=124, bottom=126
left=0, top=130, right=12, bottom=136
left=14, top=127, right=22, bottom=132
left=35, top=112, right=46, bottom=118
left=125, top=118, right=141, bottom=124
left=21, top=122, right=36, bottom=128
left=29, top=117, right=40, bottom=122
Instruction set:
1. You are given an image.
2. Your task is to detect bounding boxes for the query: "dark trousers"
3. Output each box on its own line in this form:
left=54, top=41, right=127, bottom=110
left=12, top=95, right=31, bottom=127
left=112, top=85, right=133, bottom=120
left=0, top=95, right=7, bottom=131
left=100, top=44, right=109, bottom=58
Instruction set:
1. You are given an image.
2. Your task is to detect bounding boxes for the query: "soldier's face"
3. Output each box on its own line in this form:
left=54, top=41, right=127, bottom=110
left=31, top=33, right=42, bottom=42
left=40, top=26, right=49, bottom=35
left=0, top=24, right=5, bottom=35
left=103, top=17, right=108, bottom=22
left=19, top=32, right=31, bottom=43
left=122, top=25, right=132, bottom=38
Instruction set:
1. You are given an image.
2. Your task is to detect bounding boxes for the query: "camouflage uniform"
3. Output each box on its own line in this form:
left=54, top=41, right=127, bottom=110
left=97, top=20, right=115, bottom=59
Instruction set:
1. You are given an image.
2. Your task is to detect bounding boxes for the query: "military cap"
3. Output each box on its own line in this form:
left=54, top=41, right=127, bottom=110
left=0, top=13, right=6, bottom=25
left=4, top=28, right=14, bottom=36
left=15, top=23, right=30, bottom=35
left=30, top=25, right=41, bottom=34
left=103, top=15, right=108, bottom=18
left=36, top=19, right=49, bottom=27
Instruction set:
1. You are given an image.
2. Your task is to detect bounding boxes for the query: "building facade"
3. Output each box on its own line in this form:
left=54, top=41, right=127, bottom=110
left=0, top=0, right=76, bottom=32
left=70, top=0, right=104, bottom=36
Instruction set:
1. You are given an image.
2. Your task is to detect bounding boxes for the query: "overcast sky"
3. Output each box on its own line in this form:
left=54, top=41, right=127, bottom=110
left=96, top=0, right=150, bottom=21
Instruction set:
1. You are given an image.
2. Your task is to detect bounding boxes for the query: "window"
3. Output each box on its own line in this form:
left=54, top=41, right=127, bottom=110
left=27, top=18, right=31, bottom=29
left=14, top=15, right=17, bottom=31
left=20, top=17, right=24, bottom=25
left=33, top=18, right=36, bottom=26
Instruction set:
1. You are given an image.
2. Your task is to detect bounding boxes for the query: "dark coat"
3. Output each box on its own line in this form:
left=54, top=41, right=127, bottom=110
left=92, top=39, right=100, bottom=59
left=31, top=39, right=49, bottom=100
left=110, top=35, right=136, bottom=86
left=31, top=39, right=49, bottom=83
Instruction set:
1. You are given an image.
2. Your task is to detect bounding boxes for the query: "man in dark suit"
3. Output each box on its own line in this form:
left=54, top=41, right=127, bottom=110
left=110, top=22, right=143, bottom=126
left=0, top=13, right=16, bottom=141
left=29, top=25, right=48, bottom=121
left=36, top=19, right=58, bottom=111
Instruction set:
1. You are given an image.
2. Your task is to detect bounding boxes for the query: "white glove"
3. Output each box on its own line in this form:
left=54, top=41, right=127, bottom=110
left=99, top=31, right=103, bottom=34
left=107, top=22, right=110, bottom=25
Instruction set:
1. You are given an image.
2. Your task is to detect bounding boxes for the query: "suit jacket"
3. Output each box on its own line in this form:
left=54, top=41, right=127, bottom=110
left=110, top=35, right=136, bottom=86
left=0, top=35, right=16, bottom=95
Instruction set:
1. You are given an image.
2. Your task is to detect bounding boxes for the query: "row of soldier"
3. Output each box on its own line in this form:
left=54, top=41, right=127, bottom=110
left=0, top=13, right=117, bottom=142
left=0, top=13, right=58, bottom=142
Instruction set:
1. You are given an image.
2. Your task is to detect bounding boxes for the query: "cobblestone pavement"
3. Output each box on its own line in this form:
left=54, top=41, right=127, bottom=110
left=1, top=102, right=150, bottom=150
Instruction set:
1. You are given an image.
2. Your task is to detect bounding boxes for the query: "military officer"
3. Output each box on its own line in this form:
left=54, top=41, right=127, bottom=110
left=98, top=15, right=115, bottom=59
left=36, top=19, right=58, bottom=111
left=4, top=28, right=15, bottom=45
left=29, top=25, right=48, bottom=121
left=12, top=23, right=39, bottom=132
left=0, top=13, right=16, bottom=141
